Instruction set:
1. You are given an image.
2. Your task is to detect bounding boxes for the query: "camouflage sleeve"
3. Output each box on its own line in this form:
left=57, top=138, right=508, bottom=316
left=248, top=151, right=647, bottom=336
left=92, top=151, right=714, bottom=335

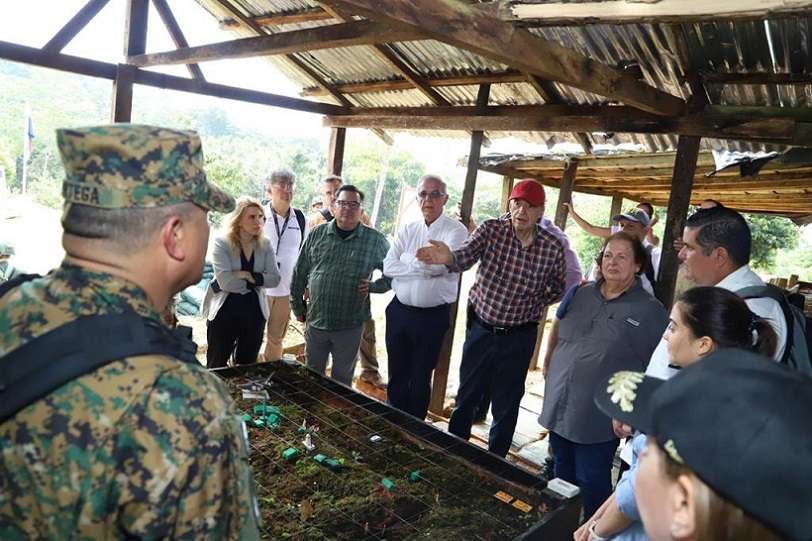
left=116, top=363, right=260, bottom=540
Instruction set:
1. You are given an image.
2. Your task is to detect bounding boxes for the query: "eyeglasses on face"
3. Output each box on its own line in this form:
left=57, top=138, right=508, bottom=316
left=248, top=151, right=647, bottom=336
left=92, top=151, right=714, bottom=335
left=336, top=200, right=362, bottom=210
left=417, top=191, right=446, bottom=200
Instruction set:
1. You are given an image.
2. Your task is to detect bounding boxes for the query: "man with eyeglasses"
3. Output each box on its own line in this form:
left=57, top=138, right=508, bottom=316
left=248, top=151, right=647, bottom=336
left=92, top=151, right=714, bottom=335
left=382, top=175, right=469, bottom=420
left=291, top=185, right=390, bottom=386
left=261, top=169, right=308, bottom=362
left=308, top=174, right=386, bottom=389
left=417, top=179, right=566, bottom=456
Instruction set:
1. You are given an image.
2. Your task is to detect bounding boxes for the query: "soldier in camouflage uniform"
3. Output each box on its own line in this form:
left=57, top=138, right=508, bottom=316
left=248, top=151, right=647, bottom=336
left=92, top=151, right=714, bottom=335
left=0, top=125, right=260, bottom=540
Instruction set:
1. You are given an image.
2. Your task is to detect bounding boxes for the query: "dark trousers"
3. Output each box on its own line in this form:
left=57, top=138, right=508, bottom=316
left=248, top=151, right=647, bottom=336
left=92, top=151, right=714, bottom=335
left=385, top=297, right=451, bottom=420
left=548, top=432, right=619, bottom=519
left=448, top=318, right=537, bottom=457
left=206, top=292, right=264, bottom=369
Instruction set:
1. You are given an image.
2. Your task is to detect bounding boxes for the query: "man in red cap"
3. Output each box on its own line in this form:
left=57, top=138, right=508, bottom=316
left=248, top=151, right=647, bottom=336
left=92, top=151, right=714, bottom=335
left=417, top=179, right=566, bottom=456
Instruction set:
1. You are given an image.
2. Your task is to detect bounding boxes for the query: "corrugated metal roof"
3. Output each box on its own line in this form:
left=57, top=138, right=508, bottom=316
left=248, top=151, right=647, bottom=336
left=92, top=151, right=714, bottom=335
left=192, top=0, right=811, bottom=154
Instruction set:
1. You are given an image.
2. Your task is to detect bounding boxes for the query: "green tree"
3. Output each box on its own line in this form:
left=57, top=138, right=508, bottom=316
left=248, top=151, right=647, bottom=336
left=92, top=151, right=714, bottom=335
left=745, top=214, right=800, bottom=271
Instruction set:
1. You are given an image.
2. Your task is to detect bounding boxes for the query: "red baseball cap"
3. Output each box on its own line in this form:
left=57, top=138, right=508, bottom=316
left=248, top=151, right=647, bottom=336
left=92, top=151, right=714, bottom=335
left=509, top=179, right=545, bottom=207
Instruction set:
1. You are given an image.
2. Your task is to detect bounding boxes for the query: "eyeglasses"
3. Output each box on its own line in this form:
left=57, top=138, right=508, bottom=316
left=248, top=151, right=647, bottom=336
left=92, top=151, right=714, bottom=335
left=336, top=200, right=362, bottom=210
left=417, top=191, right=446, bottom=200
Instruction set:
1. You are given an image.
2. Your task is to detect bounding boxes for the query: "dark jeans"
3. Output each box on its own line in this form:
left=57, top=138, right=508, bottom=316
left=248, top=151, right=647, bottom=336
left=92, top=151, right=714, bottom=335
left=548, top=431, right=619, bottom=520
left=385, top=297, right=451, bottom=420
left=206, top=292, right=264, bottom=368
left=448, top=318, right=537, bottom=457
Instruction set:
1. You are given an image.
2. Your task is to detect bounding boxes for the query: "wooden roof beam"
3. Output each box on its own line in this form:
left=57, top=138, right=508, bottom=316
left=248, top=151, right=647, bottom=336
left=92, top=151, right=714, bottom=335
left=43, top=0, right=110, bottom=52
left=128, top=20, right=420, bottom=67
left=0, top=40, right=343, bottom=115
left=499, top=0, right=812, bottom=26
left=324, top=105, right=812, bottom=146
left=324, top=0, right=686, bottom=116
left=151, top=0, right=205, bottom=80
left=300, top=70, right=527, bottom=96
left=253, top=8, right=335, bottom=27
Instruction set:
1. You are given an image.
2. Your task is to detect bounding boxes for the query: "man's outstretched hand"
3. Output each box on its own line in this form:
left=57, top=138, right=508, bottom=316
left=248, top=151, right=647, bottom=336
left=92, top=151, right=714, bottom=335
left=415, top=240, right=452, bottom=266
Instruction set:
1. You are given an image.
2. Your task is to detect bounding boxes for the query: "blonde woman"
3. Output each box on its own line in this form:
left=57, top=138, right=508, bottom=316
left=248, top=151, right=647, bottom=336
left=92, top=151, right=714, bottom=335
left=203, top=197, right=280, bottom=368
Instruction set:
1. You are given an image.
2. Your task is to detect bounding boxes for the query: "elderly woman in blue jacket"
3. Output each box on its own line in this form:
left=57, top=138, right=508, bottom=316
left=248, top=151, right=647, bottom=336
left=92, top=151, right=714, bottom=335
left=203, top=197, right=280, bottom=368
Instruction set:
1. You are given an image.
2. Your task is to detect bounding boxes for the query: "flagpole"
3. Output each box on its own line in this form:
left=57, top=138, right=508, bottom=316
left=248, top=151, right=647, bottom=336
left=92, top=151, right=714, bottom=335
left=22, top=104, right=30, bottom=195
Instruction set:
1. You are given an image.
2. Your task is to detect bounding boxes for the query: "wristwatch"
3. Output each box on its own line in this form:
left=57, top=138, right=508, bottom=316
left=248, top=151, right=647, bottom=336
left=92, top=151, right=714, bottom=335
left=588, top=521, right=609, bottom=541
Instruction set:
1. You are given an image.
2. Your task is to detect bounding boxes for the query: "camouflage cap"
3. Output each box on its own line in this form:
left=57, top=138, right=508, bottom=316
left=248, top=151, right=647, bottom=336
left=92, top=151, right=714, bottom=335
left=56, top=124, right=235, bottom=213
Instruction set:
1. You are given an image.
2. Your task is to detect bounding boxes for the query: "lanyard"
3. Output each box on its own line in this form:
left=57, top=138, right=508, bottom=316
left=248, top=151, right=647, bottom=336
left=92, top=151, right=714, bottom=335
left=271, top=207, right=291, bottom=255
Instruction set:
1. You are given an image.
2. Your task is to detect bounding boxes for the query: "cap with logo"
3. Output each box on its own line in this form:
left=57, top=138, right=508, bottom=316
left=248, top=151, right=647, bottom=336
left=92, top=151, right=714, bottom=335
left=594, top=348, right=812, bottom=541
left=612, top=207, right=651, bottom=228
left=56, top=124, right=234, bottom=213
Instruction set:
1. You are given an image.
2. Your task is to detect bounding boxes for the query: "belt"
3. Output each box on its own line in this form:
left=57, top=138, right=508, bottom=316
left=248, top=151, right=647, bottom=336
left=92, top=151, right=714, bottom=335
left=471, top=311, right=537, bottom=336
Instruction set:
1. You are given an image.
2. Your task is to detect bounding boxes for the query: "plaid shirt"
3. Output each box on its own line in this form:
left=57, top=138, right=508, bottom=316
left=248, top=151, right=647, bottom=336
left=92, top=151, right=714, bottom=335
left=291, top=221, right=390, bottom=330
left=450, top=215, right=566, bottom=327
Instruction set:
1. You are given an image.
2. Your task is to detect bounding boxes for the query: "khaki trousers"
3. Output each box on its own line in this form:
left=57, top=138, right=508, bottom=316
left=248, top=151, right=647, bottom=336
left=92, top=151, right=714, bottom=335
left=263, top=295, right=290, bottom=361
left=358, top=318, right=380, bottom=374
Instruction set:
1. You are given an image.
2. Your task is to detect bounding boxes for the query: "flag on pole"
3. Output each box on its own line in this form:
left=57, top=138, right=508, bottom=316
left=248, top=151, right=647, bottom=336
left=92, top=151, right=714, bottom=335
left=22, top=106, right=34, bottom=163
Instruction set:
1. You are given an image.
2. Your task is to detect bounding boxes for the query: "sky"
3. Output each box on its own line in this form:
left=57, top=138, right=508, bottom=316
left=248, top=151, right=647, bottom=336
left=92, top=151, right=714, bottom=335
left=0, top=0, right=545, bottom=176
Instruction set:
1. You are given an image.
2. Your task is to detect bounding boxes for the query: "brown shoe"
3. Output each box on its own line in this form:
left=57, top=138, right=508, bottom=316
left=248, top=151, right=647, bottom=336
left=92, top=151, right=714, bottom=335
left=359, top=371, right=386, bottom=389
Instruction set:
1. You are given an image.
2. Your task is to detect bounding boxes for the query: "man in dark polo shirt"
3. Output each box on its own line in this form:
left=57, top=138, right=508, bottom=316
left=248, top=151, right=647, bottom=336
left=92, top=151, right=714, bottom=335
left=417, top=180, right=566, bottom=456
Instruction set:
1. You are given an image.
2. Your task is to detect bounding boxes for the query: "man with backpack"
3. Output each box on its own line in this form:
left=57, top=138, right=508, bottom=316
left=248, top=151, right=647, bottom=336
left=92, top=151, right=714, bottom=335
left=646, top=206, right=811, bottom=379
left=0, top=125, right=260, bottom=539
left=262, top=169, right=308, bottom=362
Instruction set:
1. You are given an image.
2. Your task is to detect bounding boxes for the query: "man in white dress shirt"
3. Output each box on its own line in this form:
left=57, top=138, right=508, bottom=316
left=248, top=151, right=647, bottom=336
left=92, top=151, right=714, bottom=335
left=646, top=206, right=787, bottom=379
left=261, top=169, right=308, bottom=361
left=383, top=175, right=469, bottom=419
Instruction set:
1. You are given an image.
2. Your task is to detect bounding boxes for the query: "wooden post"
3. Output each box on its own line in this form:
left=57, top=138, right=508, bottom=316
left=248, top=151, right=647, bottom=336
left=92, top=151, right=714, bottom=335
left=609, top=194, right=623, bottom=222
left=327, top=127, right=346, bottom=176
left=529, top=161, right=577, bottom=371
left=655, top=135, right=701, bottom=308
left=554, top=159, right=578, bottom=230
left=429, top=83, right=490, bottom=415
left=111, top=64, right=136, bottom=122
left=111, top=0, right=148, bottom=122
left=500, top=175, right=514, bottom=212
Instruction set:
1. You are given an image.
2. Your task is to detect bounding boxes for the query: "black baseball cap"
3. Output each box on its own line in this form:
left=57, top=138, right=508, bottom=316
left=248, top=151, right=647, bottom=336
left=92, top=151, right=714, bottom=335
left=594, top=348, right=812, bottom=541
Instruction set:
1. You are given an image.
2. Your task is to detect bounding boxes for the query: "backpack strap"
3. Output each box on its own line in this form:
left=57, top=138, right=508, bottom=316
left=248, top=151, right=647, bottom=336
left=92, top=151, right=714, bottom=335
left=320, top=207, right=333, bottom=222
left=293, top=207, right=307, bottom=248
left=0, top=273, right=41, bottom=298
left=0, top=312, right=198, bottom=424
left=736, top=284, right=794, bottom=365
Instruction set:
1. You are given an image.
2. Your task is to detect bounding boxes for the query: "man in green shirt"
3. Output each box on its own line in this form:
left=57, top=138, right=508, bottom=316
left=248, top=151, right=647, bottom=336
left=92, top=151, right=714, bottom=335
left=291, top=185, right=390, bottom=385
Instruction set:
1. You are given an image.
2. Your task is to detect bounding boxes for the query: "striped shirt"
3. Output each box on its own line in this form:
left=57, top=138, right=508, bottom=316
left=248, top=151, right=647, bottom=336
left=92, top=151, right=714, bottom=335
left=290, top=221, right=390, bottom=330
left=449, top=215, right=566, bottom=327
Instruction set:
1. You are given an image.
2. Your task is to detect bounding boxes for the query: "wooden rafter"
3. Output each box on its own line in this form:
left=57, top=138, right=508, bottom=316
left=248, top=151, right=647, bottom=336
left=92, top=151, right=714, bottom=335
left=211, top=0, right=392, bottom=144
left=0, top=40, right=344, bottom=115
left=499, top=0, right=812, bottom=26
left=151, top=0, right=205, bottom=80
left=324, top=0, right=686, bottom=116
left=253, top=8, right=335, bottom=27
left=324, top=104, right=812, bottom=146
left=43, top=0, right=111, bottom=52
left=127, top=20, right=420, bottom=67
left=300, top=70, right=527, bottom=96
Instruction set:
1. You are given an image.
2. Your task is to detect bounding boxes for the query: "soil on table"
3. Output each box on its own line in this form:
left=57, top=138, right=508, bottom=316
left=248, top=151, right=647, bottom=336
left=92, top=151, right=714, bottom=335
left=219, top=362, right=556, bottom=541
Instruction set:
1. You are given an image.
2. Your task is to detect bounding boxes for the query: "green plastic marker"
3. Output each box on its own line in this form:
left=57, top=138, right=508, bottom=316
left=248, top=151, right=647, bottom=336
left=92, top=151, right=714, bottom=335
left=381, top=478, right=396, bottom=492
left=282, top=448, right=299, bottom=461
left=409, top=471, right=422, bottom=483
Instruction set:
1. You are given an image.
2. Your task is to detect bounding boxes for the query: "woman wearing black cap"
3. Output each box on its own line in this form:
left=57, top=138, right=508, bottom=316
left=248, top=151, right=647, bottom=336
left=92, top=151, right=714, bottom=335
left=581, top=287, right=779, bottom=541
left=601, top=351, right=811, bottom=541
